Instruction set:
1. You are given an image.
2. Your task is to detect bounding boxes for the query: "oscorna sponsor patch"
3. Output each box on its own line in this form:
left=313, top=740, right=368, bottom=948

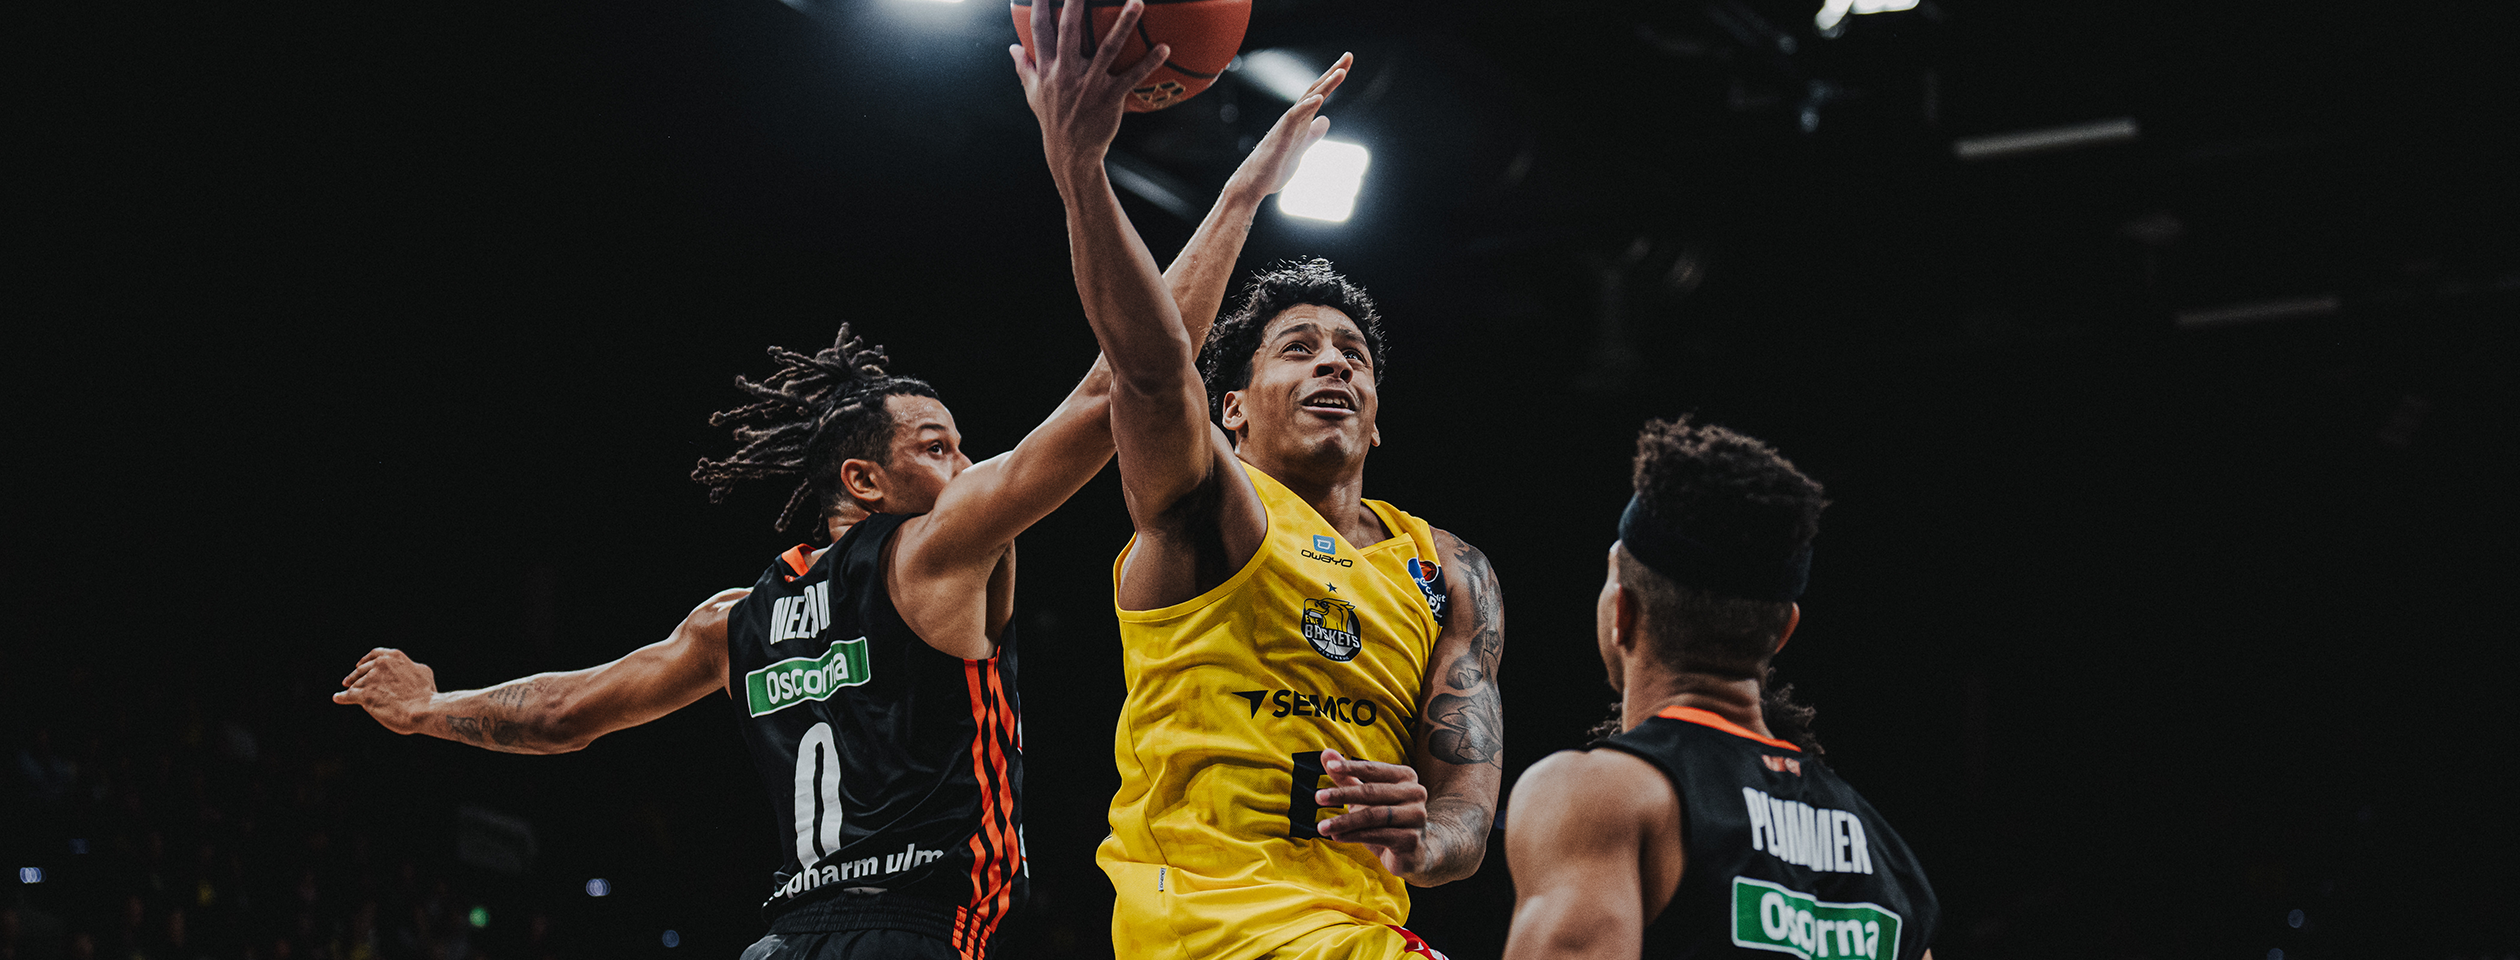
left=1730, top=876, right=1902, bottom=960
left=744, top=638, right=872, bottom=717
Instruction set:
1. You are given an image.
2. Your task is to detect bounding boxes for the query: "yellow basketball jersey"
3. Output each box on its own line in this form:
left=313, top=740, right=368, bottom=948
left=1099, top=462, right=1451, bottom=960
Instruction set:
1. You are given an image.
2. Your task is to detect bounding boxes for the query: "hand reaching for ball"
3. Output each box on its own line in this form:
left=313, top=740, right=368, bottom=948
left=1011, top=0, right=1171, bottom=179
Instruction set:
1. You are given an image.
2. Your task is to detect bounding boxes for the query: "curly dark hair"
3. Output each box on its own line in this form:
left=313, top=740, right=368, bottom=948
left=1618, top=414, right=1832, bottom=751
left=1197, top=258, right=1389, bottom=424
left=1584, top=674, right=1819, bottom=754
left=690, top=324, right=938, bottom=539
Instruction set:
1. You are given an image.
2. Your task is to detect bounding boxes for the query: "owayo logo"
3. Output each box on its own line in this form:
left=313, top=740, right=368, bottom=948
left=1300, top=598, right=1363, bottom=662
left=1301, top=534, right=1352, bottom=567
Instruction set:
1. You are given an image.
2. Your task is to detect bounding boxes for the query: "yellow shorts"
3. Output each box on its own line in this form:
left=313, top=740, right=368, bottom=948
left=1268, top=923, right=1450, bottom=960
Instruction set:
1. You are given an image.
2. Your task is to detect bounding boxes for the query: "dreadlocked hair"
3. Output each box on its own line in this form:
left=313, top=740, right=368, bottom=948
left=1760, top=669, right=1823, bottom=756
left=690, top=324, right=937, bottom=540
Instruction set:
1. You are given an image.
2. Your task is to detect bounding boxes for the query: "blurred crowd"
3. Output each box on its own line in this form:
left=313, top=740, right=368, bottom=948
left=4, top=694, right=565, bottom=960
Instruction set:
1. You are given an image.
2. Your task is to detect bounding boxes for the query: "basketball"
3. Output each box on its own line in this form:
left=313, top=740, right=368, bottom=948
left=1011, top=0, right=1251, bottom=112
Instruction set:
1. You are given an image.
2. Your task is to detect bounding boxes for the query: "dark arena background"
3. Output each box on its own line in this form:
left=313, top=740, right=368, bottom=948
left=10, top=0, right=2517, bottom=958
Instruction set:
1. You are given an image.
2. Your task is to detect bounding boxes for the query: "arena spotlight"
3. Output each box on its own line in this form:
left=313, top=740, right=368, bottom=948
left=1815, top=0, right=1919, bottom=33
left=1277, top=140, right=1369, bottom=223
left=1237, top=49, right=1321, bottom=102
left=17, top=867, right=41, bottom=884
left=585, top=878, right=612, bottom=897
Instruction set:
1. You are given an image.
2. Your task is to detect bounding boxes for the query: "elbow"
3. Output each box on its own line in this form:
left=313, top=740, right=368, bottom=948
left=1406, top=855, right=1484, bottom=888
left=1111, top=366, right=1194, bottom=405
left=1405, top=841, right=1490, bottom=888
left=1103, top=332, right=1196, bottom=393
left=535, top=693, right=599, bottom=754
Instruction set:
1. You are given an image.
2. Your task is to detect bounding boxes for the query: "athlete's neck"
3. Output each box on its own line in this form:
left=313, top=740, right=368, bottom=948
left=1240, top=448, right=1387, bottom=547
left=820, top=506, right=873, bottom=561
left=1622, top=669, right=1771, bottom=740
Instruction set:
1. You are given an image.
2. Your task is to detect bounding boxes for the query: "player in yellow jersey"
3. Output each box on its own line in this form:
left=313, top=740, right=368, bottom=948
left=1011, top=6, right=1504, bottom=958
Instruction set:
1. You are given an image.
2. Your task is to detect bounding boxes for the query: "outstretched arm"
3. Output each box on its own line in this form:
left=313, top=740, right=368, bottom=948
left=1316, top=531, right=1506, bottom=885
left=333, top=588, right=748, bottom=754
left=1499, top=749, right=1676, bottom=960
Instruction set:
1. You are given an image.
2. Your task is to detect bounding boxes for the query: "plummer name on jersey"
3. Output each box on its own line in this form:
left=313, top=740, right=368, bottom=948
left=1743, top=787, right=1876, bottom=875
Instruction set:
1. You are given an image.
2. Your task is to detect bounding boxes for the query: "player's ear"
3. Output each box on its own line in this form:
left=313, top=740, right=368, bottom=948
left=1607, top=579, right=1640, bottom=654
left=1219, top=390, right=1248, bottom=434
left=838, top=458, right=885, bottom=508
left=1772, top=603, right=1801, bottom=656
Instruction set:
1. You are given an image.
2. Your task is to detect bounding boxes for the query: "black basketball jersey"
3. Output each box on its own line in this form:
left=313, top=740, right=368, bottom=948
left=726, top=513, right=1024, bottom=955
left=1598, top=706, right=1938, bottom=960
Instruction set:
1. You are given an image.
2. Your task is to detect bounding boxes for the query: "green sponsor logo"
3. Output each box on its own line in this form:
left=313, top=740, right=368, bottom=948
left=744, top=638, right=872, bottom=718
left=1731, top=877, right=1902, bottom=960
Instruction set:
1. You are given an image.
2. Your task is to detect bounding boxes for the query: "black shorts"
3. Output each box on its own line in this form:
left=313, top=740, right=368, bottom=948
left=739, top=928, right=960, bottom=960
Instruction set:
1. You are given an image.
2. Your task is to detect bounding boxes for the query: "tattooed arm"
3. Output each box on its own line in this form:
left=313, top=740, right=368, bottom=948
left=1317, top=529, right=1504, bottom=885
left=334, top=588, right=749, bottom=754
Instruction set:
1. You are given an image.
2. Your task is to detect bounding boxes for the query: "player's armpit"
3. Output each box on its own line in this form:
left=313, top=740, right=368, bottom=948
left=1499, top=750, right=1675, bottom=960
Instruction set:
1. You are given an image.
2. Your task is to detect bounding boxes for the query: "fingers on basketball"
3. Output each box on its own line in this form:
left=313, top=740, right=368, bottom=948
left=1090, top=1, right=1141, bottom=73
left=1011, top=0, right=1250, bottom=111
left=1028, top=0, right=1055, bottom=64
left=1124, top=43, right=1171, bottom=87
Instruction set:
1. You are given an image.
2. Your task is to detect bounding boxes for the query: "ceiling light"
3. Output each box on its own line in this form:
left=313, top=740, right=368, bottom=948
left=1237, top=49, right=1319, bottom=103
left=1277, top=140, right=1369, bottom=223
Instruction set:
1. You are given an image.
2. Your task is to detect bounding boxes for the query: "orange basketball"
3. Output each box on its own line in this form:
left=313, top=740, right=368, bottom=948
left=1011, top=0, right=1252, bottom=112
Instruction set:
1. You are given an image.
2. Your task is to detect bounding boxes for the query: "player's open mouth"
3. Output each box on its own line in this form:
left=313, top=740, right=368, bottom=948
left=1299, top=391, right=1355, bottom=415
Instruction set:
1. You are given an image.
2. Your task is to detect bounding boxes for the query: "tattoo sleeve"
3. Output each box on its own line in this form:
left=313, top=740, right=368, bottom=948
left=1398, top=533, right=1505, bottom=885
left=440, top=680, right=546, bottom=754
left=1426, top=539, right=1505, bottom=768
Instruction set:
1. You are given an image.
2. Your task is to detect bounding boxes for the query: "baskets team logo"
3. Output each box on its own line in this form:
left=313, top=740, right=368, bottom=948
left=1407, top=557, right=1447, bottom=621
left=1300, top=597, right=1363, bottom=662
left=1132, top=79, right=1188, bottom=109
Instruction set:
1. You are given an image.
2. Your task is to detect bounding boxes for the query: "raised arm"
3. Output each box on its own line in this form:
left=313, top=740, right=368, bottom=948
left=1499, top=749, right=1677, bottom=960
left=1161, top=51, right=1350, bottom=338
left=333, top=588, right=748, bottom=754
left=891, top=59, right=1348, bottom=642
left=1011, top=0, right=1344, bottom=533
left=1315, top=530, right=1506, bottom=885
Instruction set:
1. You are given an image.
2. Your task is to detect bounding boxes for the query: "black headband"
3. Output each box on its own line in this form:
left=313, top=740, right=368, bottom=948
left=1617, top=495, right=1812, bottom=602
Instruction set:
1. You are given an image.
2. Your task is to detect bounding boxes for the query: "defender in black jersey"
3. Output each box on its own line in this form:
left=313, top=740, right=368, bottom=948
left=1501, top=417, right=1939, bottom=960
left=332, top=33, right=1359, bottom=958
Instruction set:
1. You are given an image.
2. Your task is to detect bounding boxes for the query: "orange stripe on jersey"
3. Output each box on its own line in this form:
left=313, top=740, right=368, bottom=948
left=975, top=664, right=1019, bottom=945
left=1656, top=705, right=1803, bottom=752
left=957, top=660, right=990, bottom=958
left=779, top=545, right=814, bottom=578
left=955, top=656, right=1017, bottom=960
